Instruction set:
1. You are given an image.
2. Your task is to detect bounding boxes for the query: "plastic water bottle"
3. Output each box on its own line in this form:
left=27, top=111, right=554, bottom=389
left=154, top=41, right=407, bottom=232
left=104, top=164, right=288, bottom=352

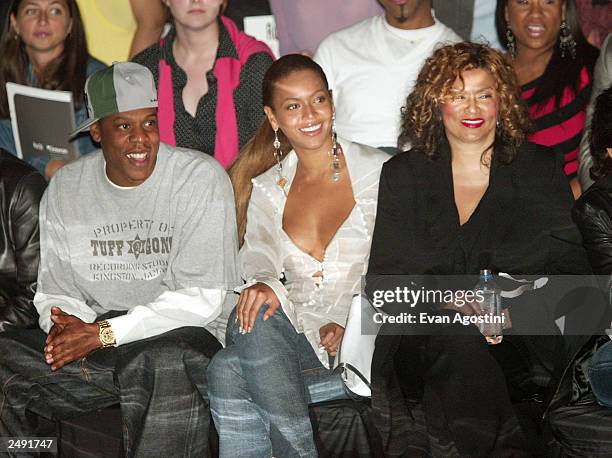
left=474, top=269, right=503, bottom=345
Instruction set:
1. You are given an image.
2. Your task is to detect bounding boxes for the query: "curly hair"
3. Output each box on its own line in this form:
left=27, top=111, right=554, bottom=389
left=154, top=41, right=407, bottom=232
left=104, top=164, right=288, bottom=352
left=398, top=42, right=531, bottom=164
left=589, top=86, right=612, bottom=181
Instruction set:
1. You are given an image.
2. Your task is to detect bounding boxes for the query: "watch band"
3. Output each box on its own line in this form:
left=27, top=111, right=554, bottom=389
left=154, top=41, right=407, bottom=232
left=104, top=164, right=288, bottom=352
left=98, top=320, right=116, bottom=348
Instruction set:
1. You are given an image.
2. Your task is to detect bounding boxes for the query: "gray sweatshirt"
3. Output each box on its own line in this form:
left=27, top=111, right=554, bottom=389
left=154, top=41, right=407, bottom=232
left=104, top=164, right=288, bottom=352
left=34, top=143, right=238, bottom=346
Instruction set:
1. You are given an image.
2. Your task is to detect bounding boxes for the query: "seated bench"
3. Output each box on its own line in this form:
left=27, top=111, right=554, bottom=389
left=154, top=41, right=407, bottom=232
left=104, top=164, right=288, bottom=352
left=59, top=399, right=383, bottom=457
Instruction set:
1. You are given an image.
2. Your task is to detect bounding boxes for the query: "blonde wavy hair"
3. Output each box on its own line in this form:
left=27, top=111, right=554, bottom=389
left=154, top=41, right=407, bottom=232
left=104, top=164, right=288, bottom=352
left=398, top=42, right=530, bottom=164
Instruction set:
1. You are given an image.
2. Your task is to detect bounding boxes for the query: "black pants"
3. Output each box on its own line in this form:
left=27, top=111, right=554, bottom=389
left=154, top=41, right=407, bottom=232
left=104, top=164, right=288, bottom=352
left=0, top=326, right=221, bottom=457
left=393, top=324, right=539, bottom=456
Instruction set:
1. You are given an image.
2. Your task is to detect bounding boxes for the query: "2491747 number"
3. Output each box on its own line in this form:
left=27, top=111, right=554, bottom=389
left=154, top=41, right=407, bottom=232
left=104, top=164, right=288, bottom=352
left=1, top=437, right=57, bottom=452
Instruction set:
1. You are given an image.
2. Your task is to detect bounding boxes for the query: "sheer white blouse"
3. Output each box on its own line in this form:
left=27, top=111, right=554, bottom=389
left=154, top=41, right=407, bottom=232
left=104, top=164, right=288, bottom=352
left=237, top=139, right=388, bottom=367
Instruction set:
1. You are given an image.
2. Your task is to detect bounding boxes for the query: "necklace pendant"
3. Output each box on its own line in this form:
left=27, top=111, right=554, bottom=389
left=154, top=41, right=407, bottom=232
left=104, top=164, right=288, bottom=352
left=277, top=176, right=288, bottom=188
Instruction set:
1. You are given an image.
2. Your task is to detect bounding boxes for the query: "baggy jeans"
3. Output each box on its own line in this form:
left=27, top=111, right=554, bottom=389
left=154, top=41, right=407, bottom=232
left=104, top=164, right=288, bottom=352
left=0, top=325, right=221, bottom=457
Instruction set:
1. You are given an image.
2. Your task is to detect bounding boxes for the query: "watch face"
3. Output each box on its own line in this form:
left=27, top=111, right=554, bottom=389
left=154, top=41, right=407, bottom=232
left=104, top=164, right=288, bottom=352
left=100, top=327, right=115, bottom=345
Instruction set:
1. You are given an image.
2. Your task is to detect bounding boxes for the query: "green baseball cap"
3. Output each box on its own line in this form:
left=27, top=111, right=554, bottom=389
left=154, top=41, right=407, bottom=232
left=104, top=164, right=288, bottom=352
left=70, top=62, right=158, bottom=138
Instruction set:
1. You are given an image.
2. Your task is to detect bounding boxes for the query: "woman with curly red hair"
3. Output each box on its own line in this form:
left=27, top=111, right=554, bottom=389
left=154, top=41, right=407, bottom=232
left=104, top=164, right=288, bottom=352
left=368, top=42, right=598, bottom=455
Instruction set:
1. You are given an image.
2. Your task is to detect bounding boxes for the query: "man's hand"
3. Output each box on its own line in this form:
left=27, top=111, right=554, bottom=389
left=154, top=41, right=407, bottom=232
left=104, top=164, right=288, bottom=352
left=44, top=307, right=101, bottom=371
left=45, top=307, right=68, bottom=346
left=237, top=283, right=281, bottom=333
left=319, top=323, right=344, bottom=356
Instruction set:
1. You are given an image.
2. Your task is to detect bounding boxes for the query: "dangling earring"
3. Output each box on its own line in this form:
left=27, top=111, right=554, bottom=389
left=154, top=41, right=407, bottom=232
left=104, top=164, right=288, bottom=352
left=559, top=20, right=576, bottom=59
left=329, top=113, right=341, bottom=182
left=506, top=25, right=516, bottom=59
left=10, top=25, right=19, bottom=41
left=273, top=128, right=287, bottom=191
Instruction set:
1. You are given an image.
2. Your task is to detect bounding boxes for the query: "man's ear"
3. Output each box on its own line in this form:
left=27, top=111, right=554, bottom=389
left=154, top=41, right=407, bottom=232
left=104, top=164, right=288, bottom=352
left=89, top=122, right=102, bottom=143
left=263, top=106, right=279, bottom=132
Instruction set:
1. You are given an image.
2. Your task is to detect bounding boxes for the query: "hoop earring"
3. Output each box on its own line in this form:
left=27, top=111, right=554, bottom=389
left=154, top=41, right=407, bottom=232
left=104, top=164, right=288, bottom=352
left=273, top=128, right=287, bottom=191
left=506, top=25, right=516, bottom=58
left=330, top=113, right=341, bottom=182
left=559, top=20, right=576, bottom=59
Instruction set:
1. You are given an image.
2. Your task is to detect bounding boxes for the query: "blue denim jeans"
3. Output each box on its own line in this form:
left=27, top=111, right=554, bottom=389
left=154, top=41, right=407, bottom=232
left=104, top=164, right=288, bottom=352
left=589, top=340, right=612, bottom=408
left=0, top=326, right=221, bottom=457
left=207, top=305, right=349, bottom=458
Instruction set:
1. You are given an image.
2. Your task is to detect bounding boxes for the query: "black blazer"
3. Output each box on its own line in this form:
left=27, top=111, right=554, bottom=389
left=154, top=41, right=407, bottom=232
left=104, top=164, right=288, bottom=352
left=368, top=141, right=588, bottom=278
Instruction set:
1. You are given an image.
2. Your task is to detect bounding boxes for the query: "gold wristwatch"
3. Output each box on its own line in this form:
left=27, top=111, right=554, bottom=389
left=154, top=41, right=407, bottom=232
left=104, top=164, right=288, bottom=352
left=98, top=320, right=116, bottom=348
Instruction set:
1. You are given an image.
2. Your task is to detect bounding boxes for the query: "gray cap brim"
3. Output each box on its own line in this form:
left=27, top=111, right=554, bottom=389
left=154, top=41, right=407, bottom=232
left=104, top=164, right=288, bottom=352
left=69, top=117, right=99, bottom=139
left=69, top=62, right=158, bottom=140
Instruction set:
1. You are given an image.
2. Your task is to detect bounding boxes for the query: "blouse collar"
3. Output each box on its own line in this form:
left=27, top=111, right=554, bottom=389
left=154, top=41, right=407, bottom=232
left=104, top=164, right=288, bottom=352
left=257, top=137, right=374, bottom=207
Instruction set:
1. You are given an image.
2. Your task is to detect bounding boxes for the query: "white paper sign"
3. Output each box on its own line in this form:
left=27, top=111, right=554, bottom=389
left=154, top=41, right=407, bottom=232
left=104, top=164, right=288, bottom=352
left=243, top=15, right=280, bottom=58
left=6, top=82, right=78, bottom=164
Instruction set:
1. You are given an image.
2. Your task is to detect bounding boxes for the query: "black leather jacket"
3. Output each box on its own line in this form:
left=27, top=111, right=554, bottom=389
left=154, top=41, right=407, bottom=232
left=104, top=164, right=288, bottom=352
left=0, top=149, right=46, bottom=331
left=573, top=174, right=612, bottom=275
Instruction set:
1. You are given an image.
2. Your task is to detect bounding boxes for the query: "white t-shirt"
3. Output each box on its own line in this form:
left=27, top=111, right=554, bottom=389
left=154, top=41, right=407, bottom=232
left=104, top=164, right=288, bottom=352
left=34, top=143, right=239, bottom=346
left=472, top=0, right=502, bottom=49
left=314, top=13, right=461, bottom=148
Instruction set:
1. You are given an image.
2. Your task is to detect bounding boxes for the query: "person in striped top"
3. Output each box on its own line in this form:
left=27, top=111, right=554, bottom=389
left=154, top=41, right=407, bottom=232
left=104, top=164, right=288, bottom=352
left=496, top=0, right=599, bottom=198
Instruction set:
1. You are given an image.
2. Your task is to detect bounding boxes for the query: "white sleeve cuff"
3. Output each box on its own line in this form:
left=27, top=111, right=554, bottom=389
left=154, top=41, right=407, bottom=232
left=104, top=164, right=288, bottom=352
left=106, top=288, right=225, bottom=346
left=34, top=292, right=98, bottom=333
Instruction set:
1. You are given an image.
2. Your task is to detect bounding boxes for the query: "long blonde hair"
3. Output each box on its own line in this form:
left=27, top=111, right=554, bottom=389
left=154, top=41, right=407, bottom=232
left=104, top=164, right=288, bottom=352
left=229, top=55, right=330, bottom=244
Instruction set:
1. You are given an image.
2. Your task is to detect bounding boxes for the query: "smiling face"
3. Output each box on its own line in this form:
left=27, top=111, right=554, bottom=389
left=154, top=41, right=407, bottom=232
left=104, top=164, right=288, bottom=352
left=11, top=0, right=72, bottom=57
left=440, top=69, right=499, bottom=151
left=163, top=0, right=223, bottom=31
left=505, top=0, right=565, bottom=55
left=90, top=108, right=160, bottom=187
left=264, top=69, right=334, bottom=155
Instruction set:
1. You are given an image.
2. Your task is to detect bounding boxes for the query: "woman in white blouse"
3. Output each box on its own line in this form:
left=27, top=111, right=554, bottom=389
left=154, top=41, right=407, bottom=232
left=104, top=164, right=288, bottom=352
left=207, top=55, right=388, bottom=458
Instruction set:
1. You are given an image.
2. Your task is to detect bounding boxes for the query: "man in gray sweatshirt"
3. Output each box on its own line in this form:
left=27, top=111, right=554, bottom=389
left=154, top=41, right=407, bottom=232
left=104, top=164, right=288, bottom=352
left=0, top=62, right=238, bottom=456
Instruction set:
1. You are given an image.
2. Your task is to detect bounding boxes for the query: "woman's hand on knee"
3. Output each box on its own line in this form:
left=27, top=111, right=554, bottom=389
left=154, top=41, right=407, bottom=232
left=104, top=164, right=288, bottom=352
left=237, top=283, right=281, bottom=333
left=319, top=322, right=344, bottom=356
